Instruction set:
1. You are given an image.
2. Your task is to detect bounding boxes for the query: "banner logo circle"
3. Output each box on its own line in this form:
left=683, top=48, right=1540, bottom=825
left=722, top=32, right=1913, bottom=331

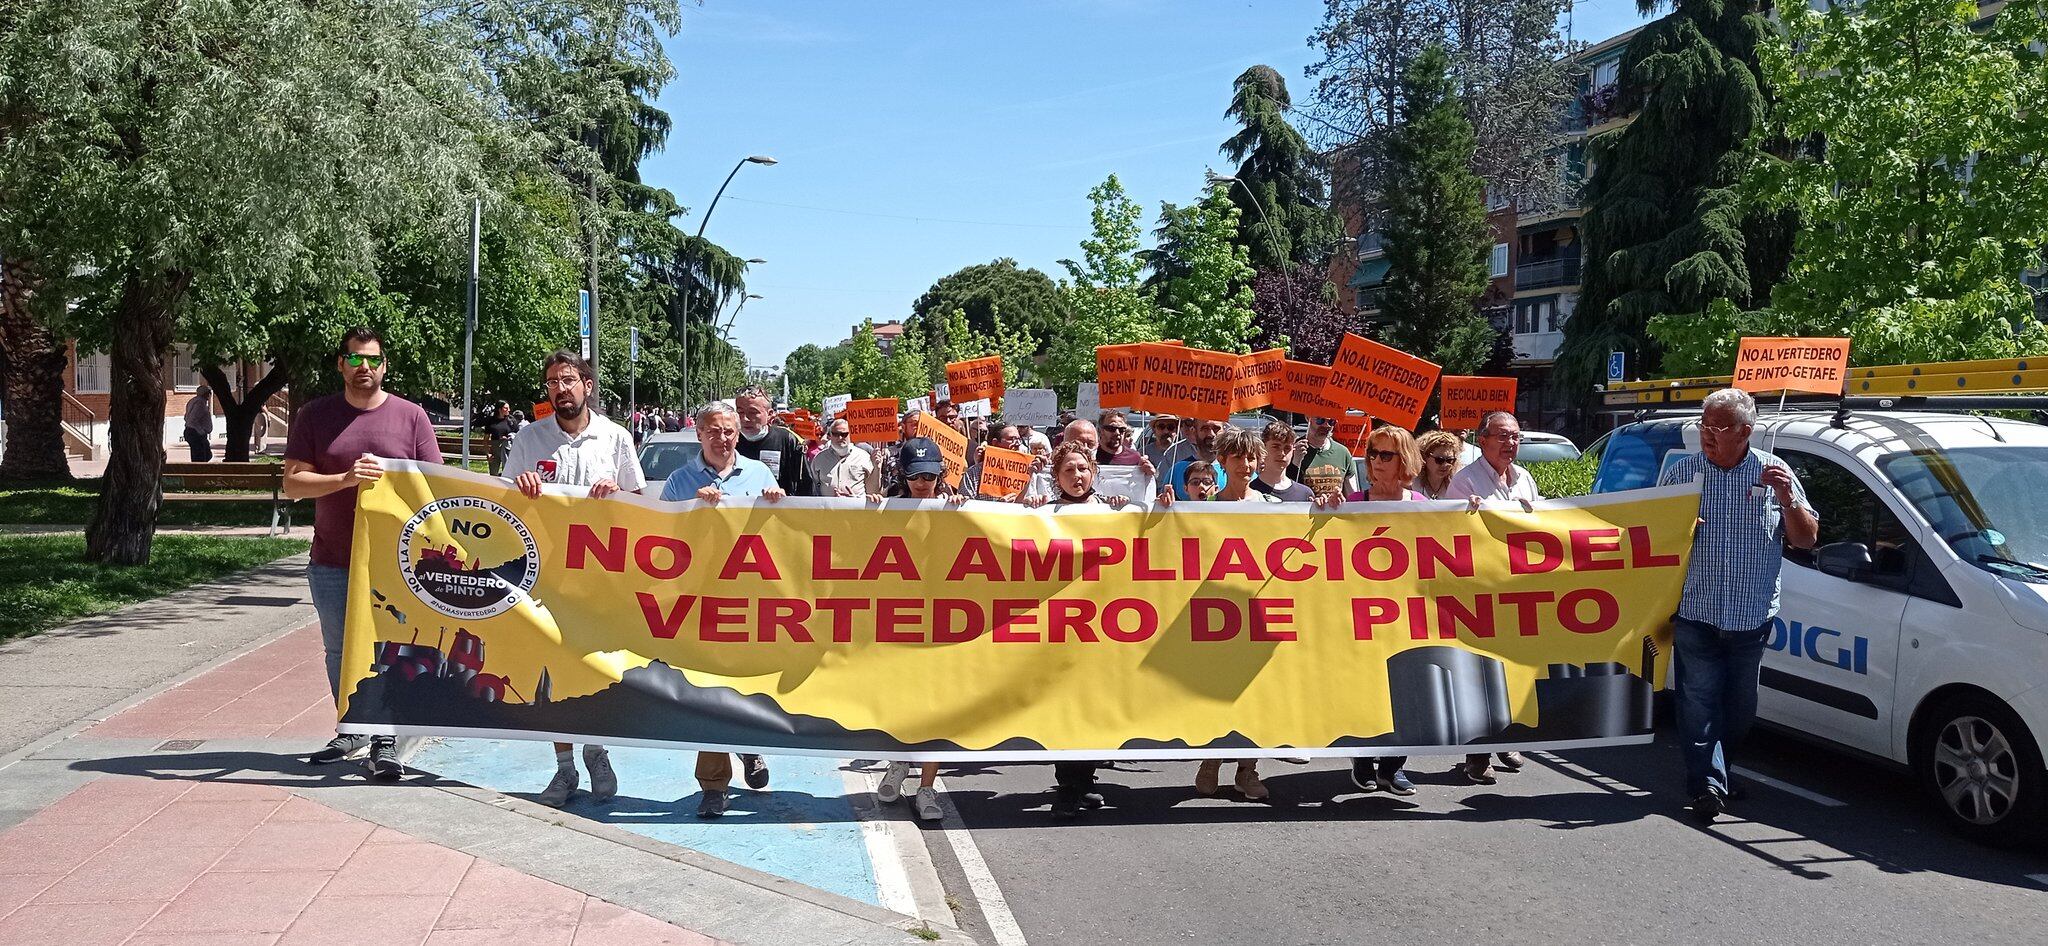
left=397, top=496, right=539, bottom=620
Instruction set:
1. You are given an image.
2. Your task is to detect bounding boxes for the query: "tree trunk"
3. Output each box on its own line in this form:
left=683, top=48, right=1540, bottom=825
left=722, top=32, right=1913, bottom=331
left=200, top=361, right=290, bottom=463
left=86, top=268, right=186, bottom=566
left=0, top=261, right=75, bottom=482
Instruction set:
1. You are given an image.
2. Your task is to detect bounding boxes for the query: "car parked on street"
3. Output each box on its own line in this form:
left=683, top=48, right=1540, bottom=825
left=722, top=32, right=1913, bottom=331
left=1593, top=409, right=2048, bottom=845
left=637, top=430, right=701, bottom=486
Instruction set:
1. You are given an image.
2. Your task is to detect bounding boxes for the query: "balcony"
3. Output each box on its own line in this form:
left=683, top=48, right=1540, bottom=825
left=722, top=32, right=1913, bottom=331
left=1355, top=287, right=1383, bottom=312
left=1514, top=331, right=1564, bottom=363
left=1356, top=231, right=1385, bottom=260
left=1515, top=256, right=1581, bottom=291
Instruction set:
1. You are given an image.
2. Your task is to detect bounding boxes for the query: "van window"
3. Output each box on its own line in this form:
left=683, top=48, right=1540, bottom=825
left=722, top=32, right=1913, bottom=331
left=1880, top=446, right=2048, bottom=585
left=1778, top=450, right=1911, bottom=584
left=1591, top=423, right=1686, bottom=493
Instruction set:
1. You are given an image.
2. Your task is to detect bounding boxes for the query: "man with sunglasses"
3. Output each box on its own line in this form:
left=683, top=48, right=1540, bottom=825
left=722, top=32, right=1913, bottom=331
left=1446, top=410, right=1540, bottom=511
left=1139, top=413, right=1180, bottom=469
left=285, top=328, right=442, bottom=781
left=1094, top=411, right=1143, bottom=466
left=809, top=416, right=877, bottom=496
left=1657, top=388, right=1817, bottom=821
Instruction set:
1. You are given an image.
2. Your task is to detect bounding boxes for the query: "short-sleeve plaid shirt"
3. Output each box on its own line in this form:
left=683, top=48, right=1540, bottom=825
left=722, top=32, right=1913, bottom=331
left=1658, top=448, right=1815, bottom=631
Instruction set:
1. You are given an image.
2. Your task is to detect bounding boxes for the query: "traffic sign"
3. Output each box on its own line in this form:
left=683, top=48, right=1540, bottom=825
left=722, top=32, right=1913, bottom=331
left=1607, top=350, right=1626, bottom=383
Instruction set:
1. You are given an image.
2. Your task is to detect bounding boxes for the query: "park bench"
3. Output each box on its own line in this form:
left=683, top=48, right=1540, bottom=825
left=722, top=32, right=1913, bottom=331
left=159, top=461, right=292, bottom=536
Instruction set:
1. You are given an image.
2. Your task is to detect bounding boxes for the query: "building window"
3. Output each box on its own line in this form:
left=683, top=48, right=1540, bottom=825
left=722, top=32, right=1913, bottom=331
left=1592, top=59, right=1619, bottom=93
left=1485, top=187, right=1509, bottom=211
left=1490, top=243, right=1509, bottom=279
left=169, top=344, right=204, bottom=391
left=1516, top=298, right=1557, bottom=335
left=74, top=349, right=109, bottom=394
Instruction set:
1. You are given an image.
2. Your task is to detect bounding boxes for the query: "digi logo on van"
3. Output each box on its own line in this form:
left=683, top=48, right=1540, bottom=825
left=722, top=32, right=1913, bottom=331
left=1767, top=617, right=1870, bottom=674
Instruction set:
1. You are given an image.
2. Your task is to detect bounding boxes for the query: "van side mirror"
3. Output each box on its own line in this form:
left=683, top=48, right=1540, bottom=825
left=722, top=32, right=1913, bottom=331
left=1816, top=541, right=1874, bottom=582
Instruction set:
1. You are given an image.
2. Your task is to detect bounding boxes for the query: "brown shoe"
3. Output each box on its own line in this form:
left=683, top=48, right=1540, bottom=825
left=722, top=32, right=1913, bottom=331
left=1234, top=763, right=1269, bottom=800
left=1195, top=760, right=1222, bottom=796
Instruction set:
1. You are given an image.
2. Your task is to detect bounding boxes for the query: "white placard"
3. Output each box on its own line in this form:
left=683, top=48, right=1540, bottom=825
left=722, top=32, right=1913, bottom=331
left=1023, top=464, right=1156, bottom=509
left=935, top=382, right=951, bottom=403
left=907, top=396, right=931, bottom=415
left=1006, top=388, right=1057, bottom=428
left=1075, top=382, right=1101, bottom=421
left=959, top=397, right=992, bottom=419
left=823, top=393, right=851, bottom=418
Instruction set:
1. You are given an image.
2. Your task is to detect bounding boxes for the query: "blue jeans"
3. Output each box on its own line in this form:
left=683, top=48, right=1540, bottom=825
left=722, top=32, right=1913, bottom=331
left=1673, top=616, right=1770, bottom=798
left=308, top=563, right=350, bottom=707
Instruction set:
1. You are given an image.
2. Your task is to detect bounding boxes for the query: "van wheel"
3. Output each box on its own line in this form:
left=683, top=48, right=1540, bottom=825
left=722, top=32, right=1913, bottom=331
left=1915, top=693, right=2047, bottom=847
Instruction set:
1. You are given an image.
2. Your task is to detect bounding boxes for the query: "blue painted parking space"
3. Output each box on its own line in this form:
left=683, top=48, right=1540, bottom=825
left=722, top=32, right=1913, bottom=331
left=413, top=739, right=884, bottom=905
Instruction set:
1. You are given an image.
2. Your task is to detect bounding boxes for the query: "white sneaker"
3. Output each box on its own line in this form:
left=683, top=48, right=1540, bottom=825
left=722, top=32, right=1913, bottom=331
left=538, top=765, right=578, bottom=807
left=583, top=746, right=617, bottom=802
left=915, top=786, right=943, bottom=821
left=876, top=761, right=909, bottom=804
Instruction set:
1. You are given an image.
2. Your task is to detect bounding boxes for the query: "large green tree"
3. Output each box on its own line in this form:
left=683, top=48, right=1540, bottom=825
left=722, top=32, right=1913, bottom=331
left=1159, top=189, right=1259, bottom=353
left=1375, top=46, right=1497, bottom=375
left=1044, top=176, right=1162, bottom=393
left=1554, top=0, right=1795, bottom=393
left=1221, top=65, right=1343, bottom=271
left=1650, top=0, right=2048, bottom=373
left=784, top=341, right=853, bottom=413
left=909, top=259, right=1066, bottom=356
left=0, top=0, right=499, bottom=563
left=834, top=321, right=889, bottom=400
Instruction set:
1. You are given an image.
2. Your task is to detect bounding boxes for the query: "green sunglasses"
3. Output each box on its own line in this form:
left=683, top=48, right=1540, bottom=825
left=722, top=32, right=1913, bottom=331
left=344, top=353, right=386, bottom=368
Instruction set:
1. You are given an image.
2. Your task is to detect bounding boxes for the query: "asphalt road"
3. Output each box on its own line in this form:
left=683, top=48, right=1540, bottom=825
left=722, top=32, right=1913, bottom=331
left=917, top=727, right=2048, bottom=946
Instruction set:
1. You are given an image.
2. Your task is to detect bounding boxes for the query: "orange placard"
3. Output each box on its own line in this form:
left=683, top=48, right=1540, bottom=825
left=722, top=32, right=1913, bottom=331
left=976, top=445, right=1035, bottom=499
left=1323, top=333, right=1441, bottom=431
left=1274, top=360, right=1347, bottom=419
left=778, top=411, right=822, bottom=441
left=1232, top=348, right=1287, bottom=413
left=1096, top=344, right=1144, bottom=409
left=530, top=400, right=554, bottom=421
left=915, top=412, right=968, bottom=489
left=1438, top=376, right=1519, bottom=432
left=1132, top=343, right=1237, bottom=421
left=946, top=356, right=1005, bottom=408
left=1332, top=413, right=1374, bottom=453
left=842, top=398, right=900, bottom=444
left=1732, top=336, right=1851, bottom=395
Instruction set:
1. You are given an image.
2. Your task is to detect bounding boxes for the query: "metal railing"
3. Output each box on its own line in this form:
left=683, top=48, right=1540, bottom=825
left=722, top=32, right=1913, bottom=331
left=61, top=390, right=98, bottom=447
left=1514, top=257, right=1581, bottom=291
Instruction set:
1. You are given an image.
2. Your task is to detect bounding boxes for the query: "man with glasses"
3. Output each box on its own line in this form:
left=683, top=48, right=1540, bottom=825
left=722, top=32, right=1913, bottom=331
left=660, top=401, right=788, bottom=817
left=1446, top=411, right=1540, bottom=510
left=734, top=385, right=812, bottom=498
left=1657, top=388, right=1818, bottom=821
left=1140, top=413, right=1180, bottom=468
left=810, top=416, right=877, bottom=496
left=285, top=328, right=442, bottom=781
left=963, top=423, right=1023, bottom=499
left=1095, top=411, right=1143, bottom=465
left=506, top=350, right=644, bottom=808
left=1290, top=415, right=1357, bottom=499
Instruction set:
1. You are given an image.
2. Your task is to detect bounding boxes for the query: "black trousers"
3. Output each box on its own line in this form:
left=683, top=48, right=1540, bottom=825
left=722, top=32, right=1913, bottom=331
left=1053, top=761, right=1100, bottom=797
left=183, top=427, right=211, bottom=462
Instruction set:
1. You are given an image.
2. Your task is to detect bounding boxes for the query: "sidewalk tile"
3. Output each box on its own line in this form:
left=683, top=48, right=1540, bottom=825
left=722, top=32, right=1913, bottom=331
left=214, top=821, right=374, bottom=873
left=274, top=707, right=341, bottom=740
left=124, top=799, right=281, bottom=847
left=436, top=860, right=585, bottom=930
left=265, top=796, right=358, bottom=825
left=126, top=935, right=280, bottom=946
left=0, top=901, right=167, bottom=946
left=31, top=841, right=227, bottom=904
left=0, top=873, right=63, bottom=918
left=0, top=819, right=133, bottom=876
left=26, top=778, right=188, bottom=824
left=139, top=869, right=329, bottom=934
left=425, top=926, right=576, bottom=946
left=323, top=840, right=473, bottom=898
left=277, top=894, right=447, bottom=946
left=179, top=781, right=292, bottom=804
left=573, top=900, right=722, bottom=946
left=175, top=669, right=287, bottom=693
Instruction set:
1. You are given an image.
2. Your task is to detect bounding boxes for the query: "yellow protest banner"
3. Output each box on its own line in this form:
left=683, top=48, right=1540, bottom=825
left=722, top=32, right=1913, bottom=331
left=341, top=462, right=1698, bottom=759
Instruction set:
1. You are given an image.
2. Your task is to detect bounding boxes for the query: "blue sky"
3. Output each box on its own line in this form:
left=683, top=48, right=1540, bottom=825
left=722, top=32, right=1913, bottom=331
left=648, top=0, right=1655, bottom=370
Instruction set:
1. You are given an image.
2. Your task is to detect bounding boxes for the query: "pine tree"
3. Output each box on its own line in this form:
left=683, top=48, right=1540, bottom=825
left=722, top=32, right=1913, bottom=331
left=1375, top=45, right=1496, bottom=374
left=1553, top=0, right=1794, bottom=392
left=1221, top=65, right=1343, bottom=271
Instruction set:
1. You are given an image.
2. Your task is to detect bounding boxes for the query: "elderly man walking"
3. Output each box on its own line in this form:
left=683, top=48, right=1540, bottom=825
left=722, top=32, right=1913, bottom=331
left=1657, top=388, right=1819, bottom=820
left=660, top=401, right=788, bottom=817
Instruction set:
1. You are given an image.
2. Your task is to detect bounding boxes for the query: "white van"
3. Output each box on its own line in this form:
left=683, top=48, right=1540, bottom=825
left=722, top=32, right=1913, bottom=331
left=1592, top=409, right=2048, bottom=845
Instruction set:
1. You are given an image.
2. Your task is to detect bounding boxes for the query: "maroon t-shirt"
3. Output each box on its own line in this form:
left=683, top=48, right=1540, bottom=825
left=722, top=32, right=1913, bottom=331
left=285, top=393, right=443, bottom=568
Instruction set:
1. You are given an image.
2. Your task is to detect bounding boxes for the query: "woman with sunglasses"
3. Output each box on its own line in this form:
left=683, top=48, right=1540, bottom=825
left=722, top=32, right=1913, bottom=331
left=869, top=438, right=969, bottom=821
left=1412, top=429, right=1465, bottom=500
left=1316, top=426, right=1427, bottom=795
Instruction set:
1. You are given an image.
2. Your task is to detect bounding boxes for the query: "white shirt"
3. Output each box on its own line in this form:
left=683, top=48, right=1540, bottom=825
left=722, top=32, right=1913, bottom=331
left=504, top=412, right=646, bottom=492
left=1445, top=458, right=1541, bottom=505
left=810, top=445, right=877, bottom=497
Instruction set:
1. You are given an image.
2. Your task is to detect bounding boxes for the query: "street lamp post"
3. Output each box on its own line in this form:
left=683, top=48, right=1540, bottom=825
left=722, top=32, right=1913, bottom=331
left=715, top=293, right=763, bottom=398
left=683, top=156, right=775, bottom=408
left=1206, top=170, right=1299, bottom=317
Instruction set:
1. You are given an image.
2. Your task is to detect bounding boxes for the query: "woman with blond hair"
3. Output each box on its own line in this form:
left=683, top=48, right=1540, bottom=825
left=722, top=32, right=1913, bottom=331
left=1412, top=429, right=1465, bottom=500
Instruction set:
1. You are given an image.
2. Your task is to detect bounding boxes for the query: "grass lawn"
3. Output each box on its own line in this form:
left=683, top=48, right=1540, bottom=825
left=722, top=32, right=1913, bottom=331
left=0, top=478, right=308, bottom=527
left=0, top=534, right=309, bottom=640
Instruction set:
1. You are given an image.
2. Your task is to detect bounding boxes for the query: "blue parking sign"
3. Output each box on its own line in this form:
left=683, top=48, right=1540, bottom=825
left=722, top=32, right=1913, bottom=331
left=1607, top=350, right=1626, bottom=383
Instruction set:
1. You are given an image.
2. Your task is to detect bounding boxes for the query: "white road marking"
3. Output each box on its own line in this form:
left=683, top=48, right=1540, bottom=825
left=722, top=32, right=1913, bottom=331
left=1732, top=766, right=1847, bottom=807
left=841, top=763, right=946, bottom=922
left=933, top=776, right=1030, bottom=946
